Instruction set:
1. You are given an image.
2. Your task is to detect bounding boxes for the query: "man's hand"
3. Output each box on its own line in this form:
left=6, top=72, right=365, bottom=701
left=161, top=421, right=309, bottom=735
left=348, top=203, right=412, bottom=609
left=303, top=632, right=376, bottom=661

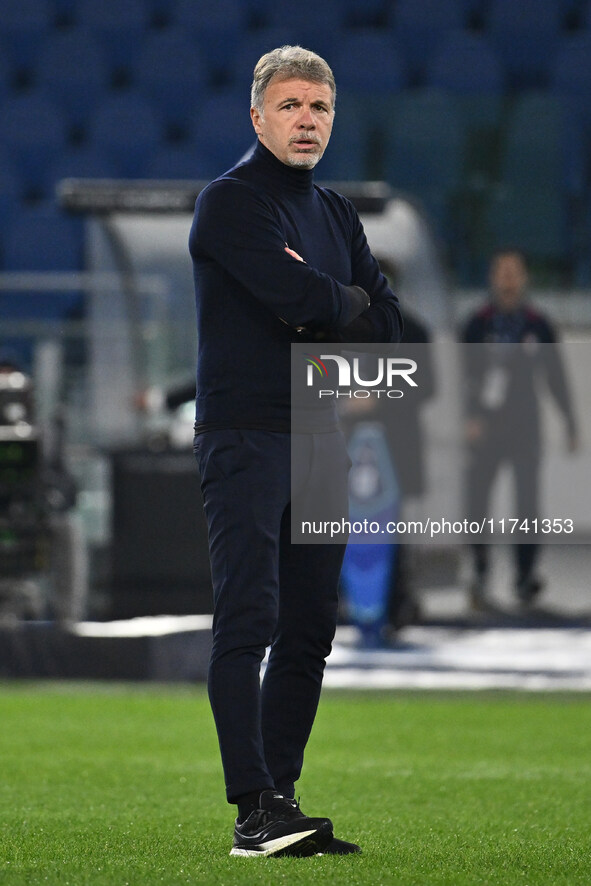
left=285, top=244, right=305, bottom=262
left=282, top=243, right=370, bottom=335
left=280, top=243, right=306, bottom=330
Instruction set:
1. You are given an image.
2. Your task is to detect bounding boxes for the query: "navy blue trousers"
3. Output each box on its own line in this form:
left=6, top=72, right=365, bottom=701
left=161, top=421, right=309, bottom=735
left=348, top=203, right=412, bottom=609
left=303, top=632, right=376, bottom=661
left=193, top=428, right=349, bottom=802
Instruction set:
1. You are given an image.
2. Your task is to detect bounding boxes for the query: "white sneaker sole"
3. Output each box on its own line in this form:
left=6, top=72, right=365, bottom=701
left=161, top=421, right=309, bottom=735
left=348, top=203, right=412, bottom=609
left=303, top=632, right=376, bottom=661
left=230, top=828, right=321, bottom=858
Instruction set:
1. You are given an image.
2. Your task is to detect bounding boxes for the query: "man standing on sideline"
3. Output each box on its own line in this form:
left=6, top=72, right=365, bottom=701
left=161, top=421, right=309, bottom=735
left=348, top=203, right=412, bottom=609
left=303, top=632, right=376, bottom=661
left=190, top=46, right=402, bottom=857
left=461, top=248, right=577, bottom=612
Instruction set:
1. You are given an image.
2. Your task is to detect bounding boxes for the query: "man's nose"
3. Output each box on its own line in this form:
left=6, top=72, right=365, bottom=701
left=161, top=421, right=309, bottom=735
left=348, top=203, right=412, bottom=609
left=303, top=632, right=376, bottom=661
left=297, top=105, right=315, bottom=127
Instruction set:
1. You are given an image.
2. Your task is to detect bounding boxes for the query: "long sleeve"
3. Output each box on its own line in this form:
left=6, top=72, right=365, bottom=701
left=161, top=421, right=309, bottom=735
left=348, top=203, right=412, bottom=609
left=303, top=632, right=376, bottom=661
left=191, top=179, right=369, bottom=332
left=346, top=200, right=403, bottom=343
left=190, top=140, right=401, bottom=430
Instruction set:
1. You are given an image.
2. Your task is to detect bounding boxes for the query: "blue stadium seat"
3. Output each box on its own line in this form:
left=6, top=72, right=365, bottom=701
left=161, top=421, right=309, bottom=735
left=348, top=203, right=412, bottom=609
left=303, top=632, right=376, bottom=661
left=579, top=0, right=591, bottom=26
left=388, top=0, right=465, bottom=82
left=36, top=31, right=110, bottom=134
left=88, top=92, right=163, bottom=178
left=384, top=90, right=467, bottom=231
left=172, top=0, right=247, bottom=33
left=501, top=93, right=585, bottom=198
left=426, top=31, right=506, bottom=192
left=550, top=34, right=591, bottom=126
left=229, top=29, right=296, bottom=91
left=317, top=94, right=367, bottom=181
left=171, top=0, right=249, bottom=80
left=0, top=0, right=51, bottom=73
left=52, top=0, right=78, bottom=25
left=1, top=204, right=85, bottom=371
left=330, top=31, right=407, bottom=94
left=189, top=91, right=257, bottom=178
left=562, top=0, right=585, bottom=14
left=0, top=152, right=19, bottom=259
left=233, top=27, right=342, bottom=89
left=426, top=31, right=505, bottom=125
left=3, top=204, right=83, bottom=272
left=483, top=186, right=570, bottom=262
left=486, top=0, right=563, bottom=89
left=0, top=93, right=66, bottom=198
left=385, top=91, right=466, bottom=191
left=146, top=0, right=176, bottom=27
left=145, top=144, right=206, bottom=180
left=77, top=0, right=150, bottom=75
left=47, top=147, right=119, bottom=197
left=132, top=30, right=208, bottom=135
left=0, top=149, right=19, bottom=200
left=459, top=0, right=488, bottom=16
left=0, top=40, right=12, bottom=99
left=339, top=0, right=387, bottom=27
left=262, top=0, right=344, bottom=59
left=573, top=191, right=591, bottom=285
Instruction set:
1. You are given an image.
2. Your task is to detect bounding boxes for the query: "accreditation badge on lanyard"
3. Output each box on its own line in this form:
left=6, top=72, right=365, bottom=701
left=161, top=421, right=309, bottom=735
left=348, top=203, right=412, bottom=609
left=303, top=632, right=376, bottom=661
left=480, top=366, right=509, bottom=410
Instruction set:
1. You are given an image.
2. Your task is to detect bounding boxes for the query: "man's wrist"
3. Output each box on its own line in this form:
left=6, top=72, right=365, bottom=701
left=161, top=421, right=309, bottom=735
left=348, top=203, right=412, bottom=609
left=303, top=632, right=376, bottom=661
left=339, top=285, right=370, bottom=328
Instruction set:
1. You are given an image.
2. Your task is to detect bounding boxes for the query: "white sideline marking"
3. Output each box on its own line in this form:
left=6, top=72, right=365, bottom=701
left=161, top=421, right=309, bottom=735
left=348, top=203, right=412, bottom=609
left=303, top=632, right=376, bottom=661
left=73, top=614, right=213, bottom=637
left=324, top=626, right=591, bottom=690
left=70, top=616, right=591, bottom=690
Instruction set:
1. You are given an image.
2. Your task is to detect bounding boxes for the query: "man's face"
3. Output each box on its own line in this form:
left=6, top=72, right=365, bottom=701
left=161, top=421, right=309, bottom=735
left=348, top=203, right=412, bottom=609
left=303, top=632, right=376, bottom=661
left=489, top=253, right=528, bottom=311
left=251, top=77, right=334, bottom=169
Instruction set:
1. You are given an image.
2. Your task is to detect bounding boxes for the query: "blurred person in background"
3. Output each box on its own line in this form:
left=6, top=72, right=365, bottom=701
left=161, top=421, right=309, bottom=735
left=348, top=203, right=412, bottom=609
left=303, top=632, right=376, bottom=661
left=189, top=46, right=402, bottom=857
left=461, top=248, right=578, bottom=612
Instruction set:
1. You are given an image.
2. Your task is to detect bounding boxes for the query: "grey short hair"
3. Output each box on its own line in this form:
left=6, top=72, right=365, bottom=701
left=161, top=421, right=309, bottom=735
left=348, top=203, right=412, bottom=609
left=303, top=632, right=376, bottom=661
left=251, top=45, right=336, bottom=113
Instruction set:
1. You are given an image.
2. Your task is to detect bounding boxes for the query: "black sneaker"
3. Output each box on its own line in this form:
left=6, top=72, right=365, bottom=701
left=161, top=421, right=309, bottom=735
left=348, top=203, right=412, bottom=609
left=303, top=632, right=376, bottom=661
left=230, top=790, right=333, bottom=858
left=316, top=836, right=362, bottom=855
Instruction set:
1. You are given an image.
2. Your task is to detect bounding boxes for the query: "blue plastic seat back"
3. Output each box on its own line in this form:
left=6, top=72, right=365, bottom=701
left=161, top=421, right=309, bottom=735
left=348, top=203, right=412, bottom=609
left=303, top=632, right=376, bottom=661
left=0, top=0, right=52, bottom=70
left=0, top=204, right=85, bottom=370
left=317, top=94, right=368, bottom=182
left=171, top=0, right=250, bottom=76
left=426, top=30, right=505, bottom=95
left=132, top=30, right=208, bottom=131
left=487, top=0, right=563, bottom=89
left=502, top=92, right=585, bottom=197
left=145, top=143, right=204, bottom=180
left=331, top=30, right=407, bottom=94
left=228, top=29, right=296, bottom=92
left=88, top=91, right=163, bottom=177
left=550, top=34, right=591, bottom=125
left=0, top=93, right=66, bottom=196
left=189, top=91, right=257, bottom=178
left=36, top=31, right=110, bottom=131
left=385, top=90, right=467, bottom=194
left=389, top=0, right=465, bottom=80
left=484, top=186, right=569, bottom=261
left=77, top=0, right=150, bottom=72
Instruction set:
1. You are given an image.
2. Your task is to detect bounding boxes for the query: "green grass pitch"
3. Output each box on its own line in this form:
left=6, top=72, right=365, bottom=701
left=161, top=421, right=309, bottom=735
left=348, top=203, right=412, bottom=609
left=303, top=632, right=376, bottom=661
left=1, top=683, right=590, bottom=885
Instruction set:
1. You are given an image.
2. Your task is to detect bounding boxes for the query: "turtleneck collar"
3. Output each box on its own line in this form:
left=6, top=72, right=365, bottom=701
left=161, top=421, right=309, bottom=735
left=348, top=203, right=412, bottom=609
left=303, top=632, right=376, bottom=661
left=250, top=139, right=316, bottom=195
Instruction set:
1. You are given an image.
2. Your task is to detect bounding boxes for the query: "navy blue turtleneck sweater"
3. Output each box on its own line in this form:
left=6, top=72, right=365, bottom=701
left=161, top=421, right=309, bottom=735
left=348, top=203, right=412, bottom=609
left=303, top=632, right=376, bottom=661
left=189, top=140, right=402, bottom=432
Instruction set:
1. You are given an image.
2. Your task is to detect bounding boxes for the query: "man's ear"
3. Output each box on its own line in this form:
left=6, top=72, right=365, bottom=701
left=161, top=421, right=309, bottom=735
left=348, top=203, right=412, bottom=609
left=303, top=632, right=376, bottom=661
left=251, top=107, right=262, bottom=136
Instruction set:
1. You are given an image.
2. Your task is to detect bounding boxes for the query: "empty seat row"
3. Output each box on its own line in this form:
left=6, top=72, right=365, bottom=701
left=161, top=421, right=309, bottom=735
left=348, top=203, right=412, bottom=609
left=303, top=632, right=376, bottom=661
left=5, top=25, right=591, bottom=121
left=4, top=0, right=591, bottom=90
left=1, top=87, right=590, bottom=199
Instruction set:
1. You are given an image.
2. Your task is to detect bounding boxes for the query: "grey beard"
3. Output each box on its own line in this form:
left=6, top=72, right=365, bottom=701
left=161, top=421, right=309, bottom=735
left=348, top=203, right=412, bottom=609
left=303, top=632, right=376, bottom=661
left=286, top=153, right=321, bottom=169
